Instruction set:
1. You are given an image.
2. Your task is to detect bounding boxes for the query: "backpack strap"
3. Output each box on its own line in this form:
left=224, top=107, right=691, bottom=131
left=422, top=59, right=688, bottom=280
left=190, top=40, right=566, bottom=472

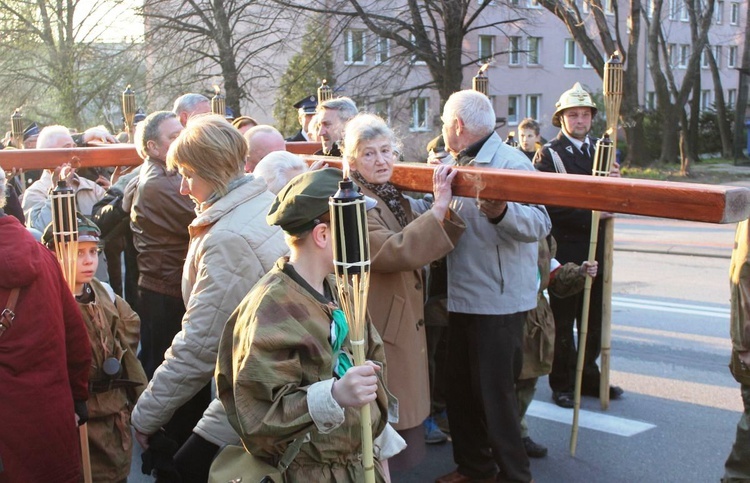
left=0, top=288, right=21, bottom=339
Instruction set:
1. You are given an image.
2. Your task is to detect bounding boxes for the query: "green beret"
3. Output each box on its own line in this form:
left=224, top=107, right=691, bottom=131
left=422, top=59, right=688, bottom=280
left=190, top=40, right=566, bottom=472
left=267, top=168, right=344, bottom=234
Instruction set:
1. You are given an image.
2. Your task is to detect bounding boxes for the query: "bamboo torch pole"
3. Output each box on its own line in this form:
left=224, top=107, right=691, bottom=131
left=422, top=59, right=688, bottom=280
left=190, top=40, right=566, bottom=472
left=122, top=85, right=136, bottom=144
left=600, top=51, right=624, bottom=409
left=570, top=133, right=616, bottom=456
left=329, top=177, right=375, bottom=483
left=211, top=85, right=226, bottom=117
left=50, top=181, right=92, bottom=483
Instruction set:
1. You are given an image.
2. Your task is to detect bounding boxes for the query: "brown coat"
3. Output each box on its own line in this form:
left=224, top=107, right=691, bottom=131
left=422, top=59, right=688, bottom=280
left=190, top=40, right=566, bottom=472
left=360, top=187, right=464, bottom=429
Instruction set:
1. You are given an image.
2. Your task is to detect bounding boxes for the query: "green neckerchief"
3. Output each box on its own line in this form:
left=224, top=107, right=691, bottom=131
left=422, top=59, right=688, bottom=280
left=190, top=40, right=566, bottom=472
left=331, top=309, right=353, bottom=378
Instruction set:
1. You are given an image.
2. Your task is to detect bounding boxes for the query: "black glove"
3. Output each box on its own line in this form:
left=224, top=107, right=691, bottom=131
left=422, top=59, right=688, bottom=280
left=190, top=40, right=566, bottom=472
left=141, top=429, right=180, bottom=481
left=73, top=400, right=88, bottom=426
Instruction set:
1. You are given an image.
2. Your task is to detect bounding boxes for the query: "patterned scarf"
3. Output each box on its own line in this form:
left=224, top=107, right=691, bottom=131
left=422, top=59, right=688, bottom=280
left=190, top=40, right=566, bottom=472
left=350, top=170, right=408, bottom=228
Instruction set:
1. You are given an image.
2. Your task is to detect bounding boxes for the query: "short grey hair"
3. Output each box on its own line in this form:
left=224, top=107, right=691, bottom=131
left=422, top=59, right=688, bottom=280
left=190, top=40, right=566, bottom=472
left=172, top=93, right=210, bottom=115
left=442, top=90, right=495, bottom=137
left=342, top=113, right=401, bottom=166
left=37, top=125, right=73, bottom=149
left=134, top=111, right=178, bottom=159
left=253, top=151, right=308, bottom=194
left=318, top=97, right=358, bottom=124
left=0, top=166, right=6, bottom=210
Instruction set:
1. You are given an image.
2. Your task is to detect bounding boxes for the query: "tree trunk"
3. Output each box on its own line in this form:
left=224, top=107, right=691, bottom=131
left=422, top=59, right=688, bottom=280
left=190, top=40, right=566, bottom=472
left=688, top=79, right=700, bottom=156
left=706, top=46, right=733, bottom=158
left=732, top=0, right=750, bottom=161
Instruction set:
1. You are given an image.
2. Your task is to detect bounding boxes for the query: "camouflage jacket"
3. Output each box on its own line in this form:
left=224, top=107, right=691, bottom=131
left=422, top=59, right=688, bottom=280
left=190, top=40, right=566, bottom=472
left=521, top=236, right=586, bottom=379
left=77, top=278, right=148, bottom=482
left=729, top=220, right=750, bottom=384
left=216, top=259, right=392, bottom=482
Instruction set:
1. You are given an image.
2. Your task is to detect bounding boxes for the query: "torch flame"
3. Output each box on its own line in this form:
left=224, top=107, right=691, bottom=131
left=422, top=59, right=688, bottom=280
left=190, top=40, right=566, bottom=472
left=478, top=63, right=489, bottom=75
left=605, top=127, right=614, bottom=137
left=213, top=85, right=221, bottom=95
left=322, top=79, right=327, bottom=85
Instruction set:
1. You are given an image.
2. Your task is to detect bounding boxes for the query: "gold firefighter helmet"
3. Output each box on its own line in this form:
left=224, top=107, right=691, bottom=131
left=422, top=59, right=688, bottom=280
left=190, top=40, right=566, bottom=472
left=552, top=82, right=598, bottom=127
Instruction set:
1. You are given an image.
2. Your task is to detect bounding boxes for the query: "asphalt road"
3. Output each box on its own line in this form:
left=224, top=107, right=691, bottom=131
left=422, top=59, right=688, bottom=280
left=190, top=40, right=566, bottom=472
left=130, top=215, right=744, bottom=483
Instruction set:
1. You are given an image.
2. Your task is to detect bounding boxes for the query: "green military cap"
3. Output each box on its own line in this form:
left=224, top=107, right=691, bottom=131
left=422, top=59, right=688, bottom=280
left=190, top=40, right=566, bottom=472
left=42, top=212, right=101, bottom=248
left=267, top=167, right=344, bottom=234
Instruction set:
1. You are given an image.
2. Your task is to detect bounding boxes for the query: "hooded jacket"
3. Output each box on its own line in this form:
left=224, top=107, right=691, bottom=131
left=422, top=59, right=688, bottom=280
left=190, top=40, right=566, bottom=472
left=0, top=214, right=91, bottom=483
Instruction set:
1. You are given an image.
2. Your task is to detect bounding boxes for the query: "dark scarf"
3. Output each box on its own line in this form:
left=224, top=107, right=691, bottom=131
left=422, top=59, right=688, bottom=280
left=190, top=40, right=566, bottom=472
left=351, top=170, right=408, bottom=228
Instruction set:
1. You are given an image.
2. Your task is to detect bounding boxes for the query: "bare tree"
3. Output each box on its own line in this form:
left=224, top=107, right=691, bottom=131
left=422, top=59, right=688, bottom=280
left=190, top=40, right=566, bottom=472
left=271, top=0, right=524, bottom=107
left=704, top=46, right=733, bottom=158
left=0, top=0, right=143, bottom=128
left=732, top=0, right=750, bottom=161
left=537, top=0, right=647, bottom=166
left=140, top=0, right=298, bottom=116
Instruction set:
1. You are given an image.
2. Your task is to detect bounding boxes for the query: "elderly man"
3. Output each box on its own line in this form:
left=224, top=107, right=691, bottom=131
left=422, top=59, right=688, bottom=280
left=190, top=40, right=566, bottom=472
left=286, top=95, right=317, bottom=142
left=315, top=97, right=358, bottom=156
left=21, top=125, right=109, bottom=233
left=173, top=93, right=211, bottom=127
left=533, top=82, right=623, bottom=409
left=243, top=124, right=286, bottom=173
left=252, top=150, right=308, bottom=194
left=436, top=90, right=550, bottom=483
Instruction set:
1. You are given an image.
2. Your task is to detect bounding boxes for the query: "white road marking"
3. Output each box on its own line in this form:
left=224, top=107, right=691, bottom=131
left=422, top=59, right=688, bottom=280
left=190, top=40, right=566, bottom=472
left=612, top=296, right=729, bottom=318
left=527, top=400, right=656, bottom=437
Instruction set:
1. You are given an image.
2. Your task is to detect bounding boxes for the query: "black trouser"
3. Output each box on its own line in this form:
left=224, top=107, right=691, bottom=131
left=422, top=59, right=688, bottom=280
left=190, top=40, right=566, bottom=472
left=136, top=287, right=211, bottom=447
left=446, top=311, right=531, bottom=482
left=548, top=238, right=605, bottom=393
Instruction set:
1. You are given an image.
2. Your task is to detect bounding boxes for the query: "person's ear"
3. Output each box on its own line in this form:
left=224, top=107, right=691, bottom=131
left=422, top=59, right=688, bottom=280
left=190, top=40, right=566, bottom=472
left=312, top=222, right=329, bottom=249
left=455, top=117, right=464, bottom=135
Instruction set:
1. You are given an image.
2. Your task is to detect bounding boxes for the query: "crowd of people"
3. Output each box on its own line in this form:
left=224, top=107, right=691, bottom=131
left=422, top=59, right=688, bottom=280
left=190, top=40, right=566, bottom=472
left=0, top=81, right=747, bottom=483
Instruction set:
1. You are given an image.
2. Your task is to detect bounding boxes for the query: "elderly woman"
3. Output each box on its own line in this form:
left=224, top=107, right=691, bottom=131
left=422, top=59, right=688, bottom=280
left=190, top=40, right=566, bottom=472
left=344, top=113, right=465, bottom=469
left=131, top=115, right=287, bottom=482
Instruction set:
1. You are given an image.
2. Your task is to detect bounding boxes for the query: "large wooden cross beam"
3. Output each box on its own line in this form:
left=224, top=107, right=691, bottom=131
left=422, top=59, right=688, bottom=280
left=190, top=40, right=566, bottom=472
left=1, top=144, right=748, bottom=224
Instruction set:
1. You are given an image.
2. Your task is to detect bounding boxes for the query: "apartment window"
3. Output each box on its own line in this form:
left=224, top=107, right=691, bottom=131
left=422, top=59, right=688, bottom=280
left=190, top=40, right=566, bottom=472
left=375, top=37, right=390, bottom=64
left=368, top=99, right=390, bottom=123
left=508, top=95, right=520, bottom=125
left=714, top=46, right=722, bottom=68
left=729, top=46, right=737, bottom=68
left=527, top=0, right=541, bottom=8
left=410, top=34, right=426, bottom=65
left=410, top=98, right=429, bottom=131
left=667, top=43, right=677, bottom=67
left=479, top=35, right=495, bottom=63
left=679, top=44, right=690, bottom=68
left=646, top=91, right=656, bottom=110
left=582, top=54, right=592, bottom=68
left=715, top=0, right=723, bottom=23
left=728, top=89, right=737, bottom=107
left=645, top=0, right=654, bottom=18
left=526, top=95, right=540, bottom=120
left=509, top=36, right=521, bottom=65
left=668, top=0, right=679, bottom=19
left=345, top=30, right=366, bottom=65
left=680, top=1, right=689, bottom=21
left=700, top=90, right=711, bottom=111
left=604, top=0, right=615, bottom=14
left=564, top=39, right=577, bottom=67
left=730, top=2, right=739, bottom=24
left=527, top=37, right=540, bottom=65
left=701, top=47, right=709, bottom=68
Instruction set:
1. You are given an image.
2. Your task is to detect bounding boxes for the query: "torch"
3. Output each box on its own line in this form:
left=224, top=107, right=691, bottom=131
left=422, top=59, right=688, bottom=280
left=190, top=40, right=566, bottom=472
left=122, top=85, right=136, bottom=144
left=329, top=178, right=375, bottom=483
left=570, top=132, right=616, bottom=457
left=211, top=85, right=226, bottom=117
left=50, top=179, right=93, bottom=483
left=10, top=109, right=26, bottom=190
left=599, top=51, right=623, bottom=409
left=472, top=64, right=490, bottom=96
left=317, top=79, right=333, bottom=103
left=505, top=131, right=518, bottom=147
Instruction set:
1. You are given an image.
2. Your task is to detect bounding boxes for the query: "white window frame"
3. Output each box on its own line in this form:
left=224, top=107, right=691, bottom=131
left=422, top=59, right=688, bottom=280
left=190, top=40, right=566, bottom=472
left=582, top=54, right=592, bottom=68
left=509, top=36, right=521, bottom=66
left=714, top=46, right=722, bottom=68
left=729, top=46, right=738, bottom=68
left=679, top=44, right=690, bottom=68
left=715, top=0, right=724, bottom=23
left=667, top=43, right=677, bottom=67
left=700, top=90, right=711, bottom=111
left=701, top=47, right=709, bottom=68
left=375, top=37, right=390, bottom=64
left=646, top=91, right=656, bottom=110
left=410, top=97, right=429, bottom=131
left=508, top=95, right=520, bottom=125
left=410, top=34, right=426, bottom=65
left=527, top=0, right=541, bottom=8
left=668, top=0, right=679, bottom=20
left=344, top=29, right=366, bottom=65
left=564, top=39, right=577, bottom=67
left=728, top=89, right=737, bottom=107
left=680, top=1, right=690, bottom=21
left=730, top=2, right=739, bottom=24
left=527, top=37, right=540, bottom=65
left=478, top=35, right=495, bottom=63
left=604, top=0, right=615, bottom=15
left=526, top=94, right=540, bottom=120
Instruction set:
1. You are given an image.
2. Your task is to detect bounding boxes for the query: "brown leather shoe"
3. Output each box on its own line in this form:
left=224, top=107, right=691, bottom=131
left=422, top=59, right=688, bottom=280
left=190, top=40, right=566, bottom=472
left=435, top=469, right=496, bottom=483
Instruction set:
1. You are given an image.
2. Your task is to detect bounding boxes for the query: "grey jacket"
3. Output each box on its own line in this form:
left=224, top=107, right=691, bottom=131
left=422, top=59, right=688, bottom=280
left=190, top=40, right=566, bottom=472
left=446, top=132, right=551, bottom=315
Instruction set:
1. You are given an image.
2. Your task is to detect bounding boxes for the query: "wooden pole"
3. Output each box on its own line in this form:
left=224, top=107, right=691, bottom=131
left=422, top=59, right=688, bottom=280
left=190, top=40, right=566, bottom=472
left=599, top=216, right=615, bottom=409
left=1, top=148, right=749, bottom=223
